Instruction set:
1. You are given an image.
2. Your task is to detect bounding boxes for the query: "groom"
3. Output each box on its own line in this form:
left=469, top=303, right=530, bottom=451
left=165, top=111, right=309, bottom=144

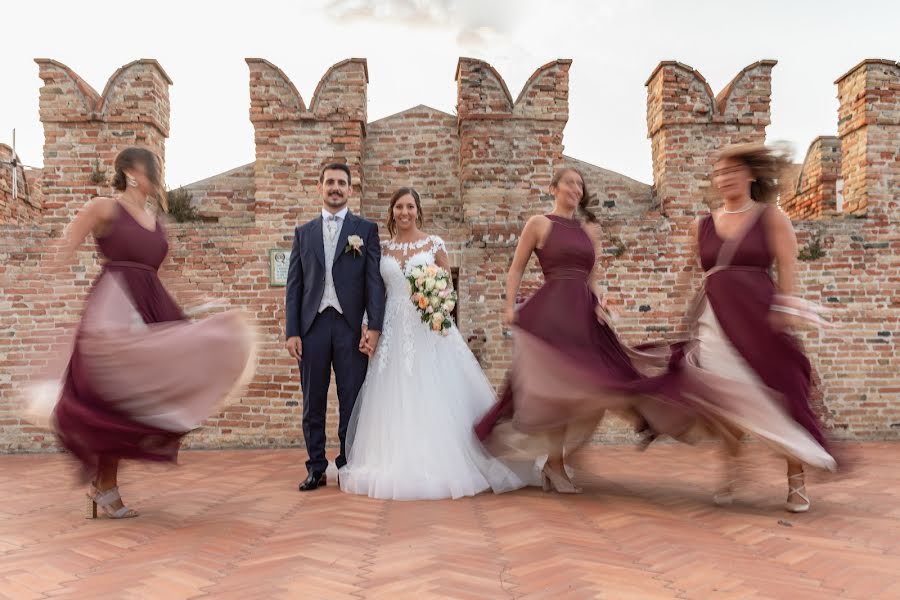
left=285, top=162, right=385, bottom=491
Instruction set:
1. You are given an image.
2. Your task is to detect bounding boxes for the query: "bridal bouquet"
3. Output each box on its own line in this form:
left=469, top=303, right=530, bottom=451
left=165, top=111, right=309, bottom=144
left=408, top=264, right=457, bottom=336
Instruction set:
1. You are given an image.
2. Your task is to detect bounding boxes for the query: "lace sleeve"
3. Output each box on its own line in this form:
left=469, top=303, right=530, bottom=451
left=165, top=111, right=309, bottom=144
left=430, top=235, right=447, bottom=256
left=431, top=236, right=451, bottom=272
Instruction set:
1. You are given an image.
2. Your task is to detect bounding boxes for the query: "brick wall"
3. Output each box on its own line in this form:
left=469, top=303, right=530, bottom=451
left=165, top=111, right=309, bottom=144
left=35, top=59, right=171, bottom=228
left=1, top=56, right=897, bottom=453
left=179, top=163, right=255, bottom=224
left=362, top=105, right=463, bottom=240
left=456, top=58, right=572, bottom=385
left=0, top=144, right=41, bottom=225
left=780, top=137, right=841, bottom=220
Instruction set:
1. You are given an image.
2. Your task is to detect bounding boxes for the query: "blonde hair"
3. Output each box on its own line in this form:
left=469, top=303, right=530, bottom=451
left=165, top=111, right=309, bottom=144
left=715, top=143, right=792, bottom=204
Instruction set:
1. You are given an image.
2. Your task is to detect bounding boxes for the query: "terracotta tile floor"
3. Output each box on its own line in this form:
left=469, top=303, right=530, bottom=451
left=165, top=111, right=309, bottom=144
left=0, top=442, right=897, bottom=599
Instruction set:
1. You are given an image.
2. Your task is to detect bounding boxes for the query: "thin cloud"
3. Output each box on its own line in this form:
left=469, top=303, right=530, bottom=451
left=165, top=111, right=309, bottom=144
left=326, top=0, right=454, bottom=28
left=325, top=0, right=528, bottom=50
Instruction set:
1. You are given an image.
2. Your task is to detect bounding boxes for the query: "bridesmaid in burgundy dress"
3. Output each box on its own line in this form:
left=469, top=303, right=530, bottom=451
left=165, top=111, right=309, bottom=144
left=651, top=143, right=836, bottom=513
left=475, top=167, right=680, bottom=493
left=39, top=148, right=256, bottom=519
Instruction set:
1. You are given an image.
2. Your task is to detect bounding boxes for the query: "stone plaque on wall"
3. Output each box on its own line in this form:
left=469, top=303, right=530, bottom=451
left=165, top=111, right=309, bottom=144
left=269, top=248, right=291, bottom=287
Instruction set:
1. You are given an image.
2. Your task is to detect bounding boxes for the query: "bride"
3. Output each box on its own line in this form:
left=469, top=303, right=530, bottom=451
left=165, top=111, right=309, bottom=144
left=339, top=187, right=529, bottom=500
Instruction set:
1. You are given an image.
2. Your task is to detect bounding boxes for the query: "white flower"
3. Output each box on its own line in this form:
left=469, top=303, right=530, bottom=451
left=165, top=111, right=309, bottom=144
left=424, top=277, right=436, bottom=291
left=443, top=301, right=455, bottom=312
left=430, top=296, right=441, bottom=308
left=431, top=312, right=445, bottom=325
left=345, top=235, right=364, bottom=256
left=435, top=279, right=448, bottom=291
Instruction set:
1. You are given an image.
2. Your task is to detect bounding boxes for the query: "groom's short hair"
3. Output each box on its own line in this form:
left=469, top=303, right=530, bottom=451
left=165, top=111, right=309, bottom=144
left=319, top=162, right=352, bottom=185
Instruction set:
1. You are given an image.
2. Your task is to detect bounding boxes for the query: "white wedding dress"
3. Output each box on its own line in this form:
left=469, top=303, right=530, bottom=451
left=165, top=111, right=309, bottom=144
left=339, top=235, right=530, bottom=500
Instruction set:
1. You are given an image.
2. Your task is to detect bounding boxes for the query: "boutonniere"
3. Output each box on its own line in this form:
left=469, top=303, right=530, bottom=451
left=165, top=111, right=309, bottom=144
left=345, top=235, right=364, bottom=257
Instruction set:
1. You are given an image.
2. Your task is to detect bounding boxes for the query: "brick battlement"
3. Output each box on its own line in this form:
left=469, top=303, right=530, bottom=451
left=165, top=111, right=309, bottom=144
left=1, top=56, right=897, bottom=453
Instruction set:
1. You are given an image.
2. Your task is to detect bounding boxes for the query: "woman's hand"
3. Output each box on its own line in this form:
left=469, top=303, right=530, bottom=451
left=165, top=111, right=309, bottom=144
left=503, top=305, right=516, bottom=328
left=596, top=293, right=619, bottom=323
left=768, top=309, right=795, bottom=332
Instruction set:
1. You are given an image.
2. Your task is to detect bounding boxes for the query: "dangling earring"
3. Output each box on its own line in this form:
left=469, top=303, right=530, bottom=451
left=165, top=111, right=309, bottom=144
left=126, top=175, right=138, bottom=187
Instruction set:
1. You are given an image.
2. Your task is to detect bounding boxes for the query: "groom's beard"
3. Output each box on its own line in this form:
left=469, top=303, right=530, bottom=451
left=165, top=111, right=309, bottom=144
left=325, top=192, right=347, bottom=209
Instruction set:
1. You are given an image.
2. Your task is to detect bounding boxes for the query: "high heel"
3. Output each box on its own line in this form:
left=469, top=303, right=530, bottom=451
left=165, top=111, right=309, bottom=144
left=85, top=494, right=98, bottom=519
left=86, top=486, right=139, bottom=519
left=541, top=465, right=582, bottom=494
left=713, top=460, right=739, bottom=506
left=713, top=470, right=737, bottom=506
left=713, top=477, right=736, bottom=506
left=785, top=473, right=810, bottom=513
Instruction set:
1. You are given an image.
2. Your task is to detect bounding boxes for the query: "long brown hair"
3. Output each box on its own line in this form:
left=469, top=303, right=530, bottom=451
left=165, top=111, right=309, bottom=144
left=386, top=187, right=425, bottom=236
left=111, top=147, right=168, bottom=212
left=715, top=143, right=792, bottom=204
left=550, top=167, right=597, bottom=223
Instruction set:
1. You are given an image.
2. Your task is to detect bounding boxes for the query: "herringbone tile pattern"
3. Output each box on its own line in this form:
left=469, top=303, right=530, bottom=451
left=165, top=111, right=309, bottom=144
left=0, top=443, right=896, bottom=599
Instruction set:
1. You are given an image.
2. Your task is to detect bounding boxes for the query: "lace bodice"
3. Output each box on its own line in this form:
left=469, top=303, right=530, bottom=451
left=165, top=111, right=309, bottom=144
left=375, top=235, right=459, bottom=374
left=380, top=235, right=446, bottom=296
left=381, top=235, right=446, bottom=274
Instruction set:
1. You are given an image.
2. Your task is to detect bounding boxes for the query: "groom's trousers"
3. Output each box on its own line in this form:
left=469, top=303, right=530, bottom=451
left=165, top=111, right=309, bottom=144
left=299, top=307, right=368, bottom=473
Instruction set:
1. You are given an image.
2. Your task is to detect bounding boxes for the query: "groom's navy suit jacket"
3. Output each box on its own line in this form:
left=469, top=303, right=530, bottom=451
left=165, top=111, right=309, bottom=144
left=285, top=211, right=385, bottom=339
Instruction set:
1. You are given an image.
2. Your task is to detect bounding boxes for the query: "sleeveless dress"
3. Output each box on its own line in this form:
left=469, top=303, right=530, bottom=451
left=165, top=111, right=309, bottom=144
left=642, top=207, right=836, bottom=470
left=475, top=215, right=681, bottom=459
left=45, top=204, right=257, bottom=479
left=340, top=235, right=530, bottom=500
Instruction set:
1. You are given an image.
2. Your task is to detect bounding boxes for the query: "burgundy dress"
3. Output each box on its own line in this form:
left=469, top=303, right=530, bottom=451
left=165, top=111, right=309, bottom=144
left=475, top=215, right=680, bottom=458
left=49, top=205, right=256, bottom=480
left=641, top=206, right=836, bottom=470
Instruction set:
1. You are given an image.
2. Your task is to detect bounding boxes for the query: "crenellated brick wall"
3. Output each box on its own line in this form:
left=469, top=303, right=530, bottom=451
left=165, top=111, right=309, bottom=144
left=1, top=56, right=897, bottom=453
left=179, top=163, right=255, bottom=225
left=780, top=137, right=842, bottom=220
left=0, top=145, right=41, bottom=225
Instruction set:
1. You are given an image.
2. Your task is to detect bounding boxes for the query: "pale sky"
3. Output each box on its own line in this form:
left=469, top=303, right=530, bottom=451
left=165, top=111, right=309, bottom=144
left=3, top=0, right=898, bottom=188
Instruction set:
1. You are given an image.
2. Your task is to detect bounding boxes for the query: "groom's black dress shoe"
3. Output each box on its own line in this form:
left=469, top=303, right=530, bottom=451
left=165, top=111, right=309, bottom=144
left=299, top=471, right=327, bottom=491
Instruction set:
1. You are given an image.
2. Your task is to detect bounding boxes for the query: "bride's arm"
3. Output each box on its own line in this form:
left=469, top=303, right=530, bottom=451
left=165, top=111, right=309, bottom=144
left=434, top=244, right=452, bottom=283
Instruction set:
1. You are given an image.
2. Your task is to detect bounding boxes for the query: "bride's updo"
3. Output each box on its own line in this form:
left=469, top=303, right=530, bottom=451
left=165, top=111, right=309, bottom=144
left=386, top=187, right=425, bottom=236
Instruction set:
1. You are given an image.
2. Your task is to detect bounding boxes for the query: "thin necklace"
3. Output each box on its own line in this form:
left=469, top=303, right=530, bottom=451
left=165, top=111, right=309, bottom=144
left=723, top=201, right=754, bottom=214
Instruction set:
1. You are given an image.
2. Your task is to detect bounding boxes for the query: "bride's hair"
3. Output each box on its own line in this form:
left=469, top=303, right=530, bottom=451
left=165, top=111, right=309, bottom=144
left=387, top=187, right=425, bottom=236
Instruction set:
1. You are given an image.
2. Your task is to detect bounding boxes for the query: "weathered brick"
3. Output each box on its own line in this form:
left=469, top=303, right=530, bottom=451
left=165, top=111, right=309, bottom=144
left=1, top=57, right=897, bottom=453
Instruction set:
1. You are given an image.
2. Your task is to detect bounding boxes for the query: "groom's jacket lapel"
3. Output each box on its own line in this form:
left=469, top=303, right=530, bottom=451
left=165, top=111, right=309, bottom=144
left=310, top=216, right=325, bottom=267
left=333, top=212, right=360, bottom=266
